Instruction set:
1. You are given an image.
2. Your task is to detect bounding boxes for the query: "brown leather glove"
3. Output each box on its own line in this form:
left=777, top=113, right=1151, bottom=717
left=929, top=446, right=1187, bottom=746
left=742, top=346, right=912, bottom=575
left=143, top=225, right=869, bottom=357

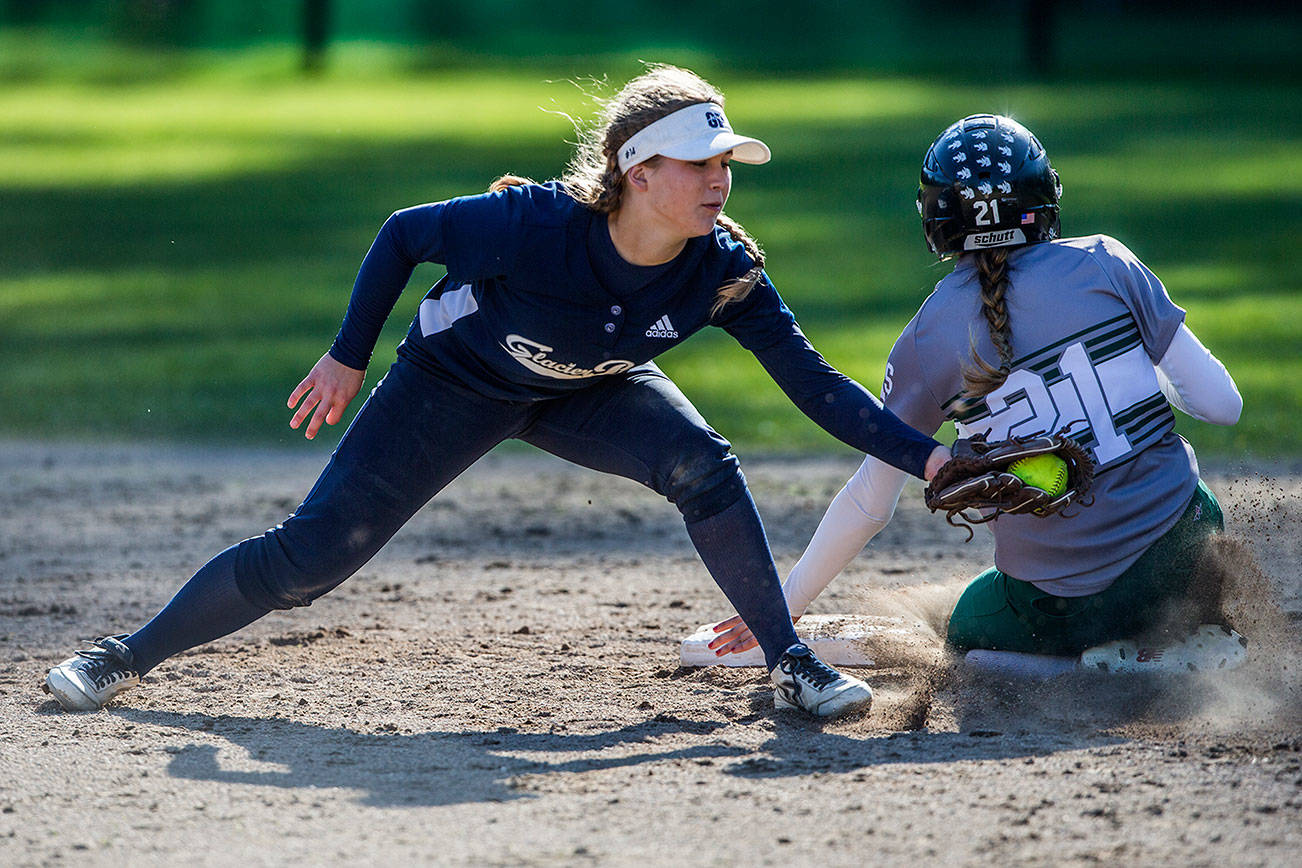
left=923, top=431, right=1095, bottom=539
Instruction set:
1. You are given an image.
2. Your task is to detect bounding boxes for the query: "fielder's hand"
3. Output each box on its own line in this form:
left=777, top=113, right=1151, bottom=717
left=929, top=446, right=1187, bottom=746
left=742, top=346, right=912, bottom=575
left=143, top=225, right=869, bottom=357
left=288, top=352, right=365, bottom=440
left=708, top=613, right=801, bottom=657
left=924, top=443, right=952, bottom=482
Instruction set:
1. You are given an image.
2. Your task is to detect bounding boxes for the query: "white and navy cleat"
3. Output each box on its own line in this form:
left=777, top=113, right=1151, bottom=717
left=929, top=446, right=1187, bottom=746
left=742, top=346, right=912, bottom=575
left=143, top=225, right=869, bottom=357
left=771, top=643, right=873, bottom=717
left=43, top=635, right=141, bottom=712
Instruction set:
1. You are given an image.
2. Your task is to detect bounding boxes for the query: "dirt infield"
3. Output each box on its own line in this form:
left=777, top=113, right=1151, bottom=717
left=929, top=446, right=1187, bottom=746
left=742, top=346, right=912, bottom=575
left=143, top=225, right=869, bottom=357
left=1, top=441, right=1299, bottom=866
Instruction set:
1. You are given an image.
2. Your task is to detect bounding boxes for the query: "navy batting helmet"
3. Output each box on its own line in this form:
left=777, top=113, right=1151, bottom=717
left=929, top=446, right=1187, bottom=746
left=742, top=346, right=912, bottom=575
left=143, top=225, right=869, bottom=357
left=917, top=114, right=1061, bottom=259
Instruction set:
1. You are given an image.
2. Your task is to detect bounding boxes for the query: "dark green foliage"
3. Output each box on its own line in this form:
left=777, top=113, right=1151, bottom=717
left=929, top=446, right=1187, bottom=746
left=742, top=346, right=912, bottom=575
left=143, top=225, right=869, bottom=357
left=0, top=46, right=1296, bottom=455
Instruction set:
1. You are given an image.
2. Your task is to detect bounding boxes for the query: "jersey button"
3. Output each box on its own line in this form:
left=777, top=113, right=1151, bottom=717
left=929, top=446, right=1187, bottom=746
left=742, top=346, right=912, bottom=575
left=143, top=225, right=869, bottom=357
left=604, top=322, right=616, bottom=333
left=610, top=305, right=622, bottom=316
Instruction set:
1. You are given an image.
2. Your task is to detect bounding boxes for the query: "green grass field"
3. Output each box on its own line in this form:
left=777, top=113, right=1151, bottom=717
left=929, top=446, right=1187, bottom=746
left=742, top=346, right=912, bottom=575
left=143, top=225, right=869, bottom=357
left=2, top=43, right=1298, bottom=456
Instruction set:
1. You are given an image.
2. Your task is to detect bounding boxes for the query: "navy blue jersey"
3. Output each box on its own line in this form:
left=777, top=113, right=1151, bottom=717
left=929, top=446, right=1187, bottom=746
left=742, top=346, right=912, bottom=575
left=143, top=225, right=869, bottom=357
left=329, top=183, right=938, bottom=477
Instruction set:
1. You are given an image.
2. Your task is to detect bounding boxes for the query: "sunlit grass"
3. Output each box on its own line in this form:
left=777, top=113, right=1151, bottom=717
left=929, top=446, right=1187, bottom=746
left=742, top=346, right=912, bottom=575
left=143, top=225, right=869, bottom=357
left=1, top=45, right=1298, bottom=457
left=0, top=76, right=577, bottom=187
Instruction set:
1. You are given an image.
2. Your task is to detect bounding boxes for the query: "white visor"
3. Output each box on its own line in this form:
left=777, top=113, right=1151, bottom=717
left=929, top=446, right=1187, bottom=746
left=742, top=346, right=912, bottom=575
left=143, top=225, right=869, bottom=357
left=617, top=103, right=771, bottom=173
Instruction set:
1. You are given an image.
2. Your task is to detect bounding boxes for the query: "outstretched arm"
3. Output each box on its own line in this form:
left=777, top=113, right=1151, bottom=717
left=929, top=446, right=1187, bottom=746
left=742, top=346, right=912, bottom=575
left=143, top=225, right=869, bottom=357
left=709, top=456, right=911, bottom=656
left=783, top=457, right=911, bottom=616
left=713, top=274, right=942, bottom=478
left=749, top=333, right=942, bottom=479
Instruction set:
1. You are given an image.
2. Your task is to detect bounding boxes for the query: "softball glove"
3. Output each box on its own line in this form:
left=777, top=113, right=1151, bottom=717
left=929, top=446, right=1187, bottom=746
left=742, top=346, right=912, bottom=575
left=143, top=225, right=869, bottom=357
left=923, top=430, right=1095, bottom=539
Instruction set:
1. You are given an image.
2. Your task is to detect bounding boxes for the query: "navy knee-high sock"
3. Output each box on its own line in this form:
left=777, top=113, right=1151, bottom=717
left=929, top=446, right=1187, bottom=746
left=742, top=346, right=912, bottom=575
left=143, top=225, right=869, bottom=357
left=685, top=492, right=799, bottom=671
left=122, top=545, right=271, bottom=675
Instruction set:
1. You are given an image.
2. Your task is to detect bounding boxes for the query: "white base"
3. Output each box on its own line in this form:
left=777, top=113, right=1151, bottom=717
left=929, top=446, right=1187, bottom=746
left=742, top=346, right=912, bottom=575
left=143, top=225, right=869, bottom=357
left=679, top=614, right=911, bottom=668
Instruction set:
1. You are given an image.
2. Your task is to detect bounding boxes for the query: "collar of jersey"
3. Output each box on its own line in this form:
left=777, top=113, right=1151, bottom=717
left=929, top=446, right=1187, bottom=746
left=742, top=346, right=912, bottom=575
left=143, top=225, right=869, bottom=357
left=568, top=207, right=709, bottom=304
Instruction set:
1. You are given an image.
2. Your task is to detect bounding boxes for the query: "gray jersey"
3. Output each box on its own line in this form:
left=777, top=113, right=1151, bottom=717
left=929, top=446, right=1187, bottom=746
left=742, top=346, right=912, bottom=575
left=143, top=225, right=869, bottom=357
left=884, top=235, right=1197, bottom=596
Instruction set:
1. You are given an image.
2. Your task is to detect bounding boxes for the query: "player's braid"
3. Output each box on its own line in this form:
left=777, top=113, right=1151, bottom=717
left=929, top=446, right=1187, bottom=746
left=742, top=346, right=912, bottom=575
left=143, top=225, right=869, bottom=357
left=709, top=213, right=765, bottom=318
left=978, top=249, right=1014, bottom=363
left=962, top=248, right=1015, bottom=398
left=559, top=64, right=765, bottom=316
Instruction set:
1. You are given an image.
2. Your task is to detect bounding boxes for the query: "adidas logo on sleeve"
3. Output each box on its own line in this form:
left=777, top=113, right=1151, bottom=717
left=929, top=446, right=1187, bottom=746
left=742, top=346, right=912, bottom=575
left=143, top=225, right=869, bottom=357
left=645, top=315, right=679, bottom=339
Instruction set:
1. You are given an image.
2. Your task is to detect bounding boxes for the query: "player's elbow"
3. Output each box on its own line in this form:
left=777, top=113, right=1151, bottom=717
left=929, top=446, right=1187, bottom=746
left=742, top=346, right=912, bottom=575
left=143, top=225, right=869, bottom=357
left=1210, top=391, right=1243, bottom=426
left=864, top=503, right=897, bottom=526
left=1199, top=380, right=1243, bottom=426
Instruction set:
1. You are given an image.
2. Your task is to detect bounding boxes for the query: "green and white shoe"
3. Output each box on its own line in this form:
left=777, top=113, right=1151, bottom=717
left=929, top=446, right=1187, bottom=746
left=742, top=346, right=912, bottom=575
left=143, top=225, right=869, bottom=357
left=1079, top=624, right=1248, bottom=674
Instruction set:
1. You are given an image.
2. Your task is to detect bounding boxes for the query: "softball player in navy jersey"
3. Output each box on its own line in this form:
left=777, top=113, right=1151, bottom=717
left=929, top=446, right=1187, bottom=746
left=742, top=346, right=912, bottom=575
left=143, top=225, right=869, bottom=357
left=709, top=114, right=1242, bottom=661
left=46, top=65, right=950, bottom=717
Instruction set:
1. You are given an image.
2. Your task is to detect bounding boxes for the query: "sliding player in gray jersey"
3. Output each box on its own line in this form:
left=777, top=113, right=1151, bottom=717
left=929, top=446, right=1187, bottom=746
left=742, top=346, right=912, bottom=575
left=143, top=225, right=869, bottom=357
left=709, top=114, right=1242, bottom=662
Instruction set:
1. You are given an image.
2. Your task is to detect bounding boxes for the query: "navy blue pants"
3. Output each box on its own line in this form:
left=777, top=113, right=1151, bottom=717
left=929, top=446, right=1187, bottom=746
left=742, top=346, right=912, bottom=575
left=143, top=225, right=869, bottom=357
left=230, top=357, right=798, bottom=665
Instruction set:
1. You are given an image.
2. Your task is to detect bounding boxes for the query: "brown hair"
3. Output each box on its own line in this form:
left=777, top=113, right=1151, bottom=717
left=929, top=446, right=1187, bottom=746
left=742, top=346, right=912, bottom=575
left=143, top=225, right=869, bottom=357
left=961, top=248, right=1015, bottom=398
left=488, top=174, right=536, bottom=193
left=490, top=64, right=765, bottom=318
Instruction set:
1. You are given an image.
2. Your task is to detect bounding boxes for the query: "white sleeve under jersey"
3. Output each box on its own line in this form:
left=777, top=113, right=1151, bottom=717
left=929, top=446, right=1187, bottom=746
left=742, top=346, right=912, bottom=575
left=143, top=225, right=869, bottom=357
left=782, top=457, right=909, bottom=617
left=1156, top=324, right=1242, bottom=425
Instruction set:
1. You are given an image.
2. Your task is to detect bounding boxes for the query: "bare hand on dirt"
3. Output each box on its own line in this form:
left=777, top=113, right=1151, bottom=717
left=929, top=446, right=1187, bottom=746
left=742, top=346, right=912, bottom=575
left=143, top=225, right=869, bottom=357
left=288, top=353, right=365, bottom=440
left=708, top=613, right=800, bottom=656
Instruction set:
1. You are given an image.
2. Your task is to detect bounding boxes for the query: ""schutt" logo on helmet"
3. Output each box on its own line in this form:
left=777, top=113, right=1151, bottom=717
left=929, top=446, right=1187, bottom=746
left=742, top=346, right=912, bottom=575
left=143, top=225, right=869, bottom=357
left=964, top=228, right=1026, bottom=250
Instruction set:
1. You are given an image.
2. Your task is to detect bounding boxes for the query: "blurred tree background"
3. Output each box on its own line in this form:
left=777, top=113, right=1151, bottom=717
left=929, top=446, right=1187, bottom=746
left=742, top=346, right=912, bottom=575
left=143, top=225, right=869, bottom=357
left=3, top=0, right=1298, bottom=77
left=1, top=2, right=1298, bottom=457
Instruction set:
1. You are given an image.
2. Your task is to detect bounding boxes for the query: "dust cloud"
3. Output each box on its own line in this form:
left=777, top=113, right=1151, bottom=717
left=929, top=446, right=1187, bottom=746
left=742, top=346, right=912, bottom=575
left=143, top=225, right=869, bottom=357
left=844, top=535, right=1300, bottom=740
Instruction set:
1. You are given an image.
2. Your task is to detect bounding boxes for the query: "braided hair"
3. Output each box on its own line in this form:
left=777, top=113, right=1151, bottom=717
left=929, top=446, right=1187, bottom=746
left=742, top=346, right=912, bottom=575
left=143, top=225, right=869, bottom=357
left=961, top=248, right=1015, bottom=398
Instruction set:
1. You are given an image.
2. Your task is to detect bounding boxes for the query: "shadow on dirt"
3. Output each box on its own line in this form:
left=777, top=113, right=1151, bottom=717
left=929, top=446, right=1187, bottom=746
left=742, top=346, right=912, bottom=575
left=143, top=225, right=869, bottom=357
left=109, top=706, right=1102, bottom=807
left=114, top=709, right=741, bottom=806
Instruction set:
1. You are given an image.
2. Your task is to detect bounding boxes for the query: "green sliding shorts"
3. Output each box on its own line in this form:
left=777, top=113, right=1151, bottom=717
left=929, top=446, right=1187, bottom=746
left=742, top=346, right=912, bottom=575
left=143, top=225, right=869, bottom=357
left=946, top=480, right=1224, bottom=657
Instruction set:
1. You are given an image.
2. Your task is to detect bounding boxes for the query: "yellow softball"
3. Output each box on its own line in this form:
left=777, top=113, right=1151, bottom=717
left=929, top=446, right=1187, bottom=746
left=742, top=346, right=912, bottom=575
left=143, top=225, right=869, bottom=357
left=1008, top=453, right=1068, bottom=496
